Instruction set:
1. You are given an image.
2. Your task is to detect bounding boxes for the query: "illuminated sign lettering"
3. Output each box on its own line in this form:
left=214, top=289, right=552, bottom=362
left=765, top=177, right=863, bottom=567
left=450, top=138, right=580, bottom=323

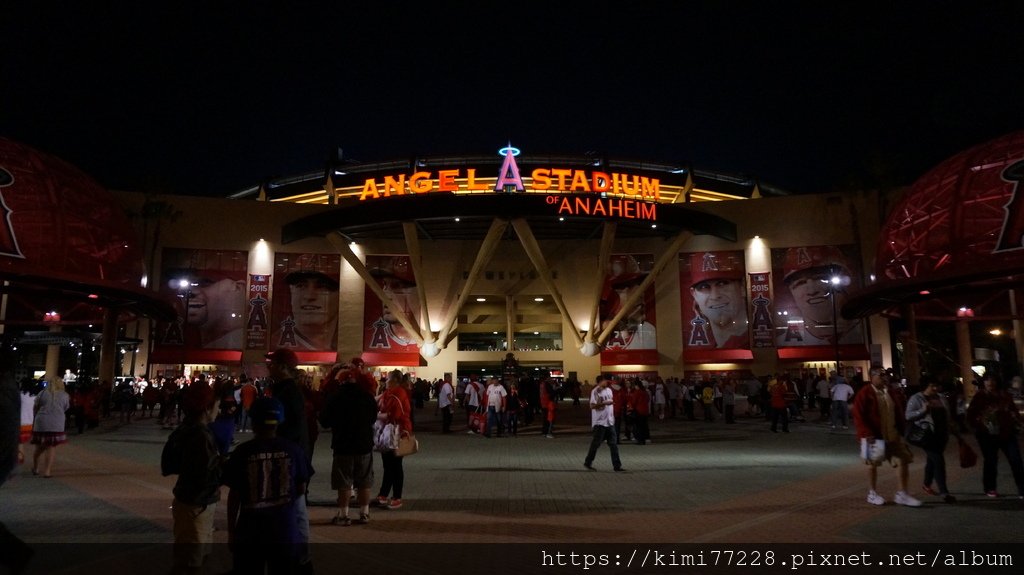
left=547, top=195, right=656, bottom=221
left=358, top=146, right=660, bottom=205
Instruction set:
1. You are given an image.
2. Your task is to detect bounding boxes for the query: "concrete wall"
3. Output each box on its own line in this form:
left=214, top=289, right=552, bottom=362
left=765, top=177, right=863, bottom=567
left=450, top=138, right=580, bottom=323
left=111, top=188, right=897, bottom=381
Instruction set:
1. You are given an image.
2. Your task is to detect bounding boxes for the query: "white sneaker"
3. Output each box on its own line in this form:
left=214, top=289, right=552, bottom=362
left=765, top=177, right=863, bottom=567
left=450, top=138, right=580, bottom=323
left=894, top=491, right=922, bottom=507
left=866, top=490, right=885, bottom=505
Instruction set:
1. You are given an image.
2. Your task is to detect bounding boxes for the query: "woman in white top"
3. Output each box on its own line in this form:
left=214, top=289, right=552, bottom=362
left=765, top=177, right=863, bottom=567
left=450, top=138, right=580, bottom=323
left=32, top=378, right=70, bottom=477
left=19, top=379, right=38, bottom=466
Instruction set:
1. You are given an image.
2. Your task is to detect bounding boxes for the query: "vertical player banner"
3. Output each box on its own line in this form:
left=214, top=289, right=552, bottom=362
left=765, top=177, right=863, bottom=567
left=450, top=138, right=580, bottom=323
left=245, top=274, right=271, bottom=350
left=363, top=254, right=423, bottom=366
left=270, top=253, right=342, bottom=352
left=771, top=245, right=868, bottom=360
left=749, top=271, right=774, bottom=348
left=599, top=253, right=658, bottom=365
left=150, top=248, right=248, bottom=365
left=679, top=250, right=753, bottom=362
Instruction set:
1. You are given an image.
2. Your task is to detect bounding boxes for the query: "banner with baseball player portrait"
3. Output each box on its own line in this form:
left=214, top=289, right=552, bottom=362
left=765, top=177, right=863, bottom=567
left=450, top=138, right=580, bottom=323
left=680, top=251, right=750, bottom=361
left=155, top=248, right=248, bottom=353
left=599, top=253, right=658, bottom=365
left=270, top=253, right=341, bottom=351
left=771, top=245, right=866, bottom=348
left=363, top=254, right=422, bottom=360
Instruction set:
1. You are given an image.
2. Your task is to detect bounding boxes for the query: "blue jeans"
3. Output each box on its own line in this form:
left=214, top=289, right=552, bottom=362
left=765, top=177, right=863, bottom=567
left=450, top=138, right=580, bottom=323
left=486, top=406, right=503, bottom=437
left=584, top=425, right=621, bottom=470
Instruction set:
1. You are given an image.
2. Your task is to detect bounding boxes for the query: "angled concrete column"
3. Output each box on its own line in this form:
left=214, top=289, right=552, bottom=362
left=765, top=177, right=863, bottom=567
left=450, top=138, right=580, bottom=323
left=511, top=219, right=585, bottom=350
left=436, top=219, right=508, bottom=349
left=329, top=232, right=425, bottom=346
left=583, top=222, right=616, bottom=355
left=595, top=231, right=693, bottom=347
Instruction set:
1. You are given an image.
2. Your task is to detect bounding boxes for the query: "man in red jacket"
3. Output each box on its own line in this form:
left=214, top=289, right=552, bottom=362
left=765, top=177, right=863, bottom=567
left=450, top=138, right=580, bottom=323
left=852, top=367, right=922, bottom=507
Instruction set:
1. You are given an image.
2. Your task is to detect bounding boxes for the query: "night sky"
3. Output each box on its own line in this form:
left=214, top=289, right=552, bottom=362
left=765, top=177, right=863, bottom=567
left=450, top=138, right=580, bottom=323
left=2, top=1, right=1023, bottom=197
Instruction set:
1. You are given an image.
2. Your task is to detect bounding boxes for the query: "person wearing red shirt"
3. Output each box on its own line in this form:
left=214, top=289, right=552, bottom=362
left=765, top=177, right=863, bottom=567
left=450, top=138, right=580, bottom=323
left=540, top=378, right=557, bottom=438
left=852, top=367, right=921, bottom=507
left=375, top=370, right=412, bottom=510
left=627, top=379, right=651, bottom=445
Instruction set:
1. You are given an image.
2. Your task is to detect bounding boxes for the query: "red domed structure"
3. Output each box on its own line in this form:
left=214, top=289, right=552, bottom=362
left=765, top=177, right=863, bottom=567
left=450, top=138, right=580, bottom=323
left=0, top=137, right=172, bottom=324
left=844, top=131, right=1024, bottom=320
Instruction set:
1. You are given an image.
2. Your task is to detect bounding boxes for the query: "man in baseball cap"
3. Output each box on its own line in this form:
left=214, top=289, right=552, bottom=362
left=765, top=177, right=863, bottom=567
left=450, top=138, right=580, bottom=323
left=276, top=254, right=339, bottom=351
left=777, top=246, right=862, bottom=346
left=165, top=267, right=245, bottom=349
left=599, top=255, right=655, bottom=350
left=367, top=255, right=421, bottom=347
left=688, top=252, right=748, bottom=348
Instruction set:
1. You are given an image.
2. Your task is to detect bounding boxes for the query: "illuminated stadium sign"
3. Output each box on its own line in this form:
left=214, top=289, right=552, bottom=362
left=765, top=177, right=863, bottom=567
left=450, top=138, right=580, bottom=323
left=358, top=146, right=662, bottom=211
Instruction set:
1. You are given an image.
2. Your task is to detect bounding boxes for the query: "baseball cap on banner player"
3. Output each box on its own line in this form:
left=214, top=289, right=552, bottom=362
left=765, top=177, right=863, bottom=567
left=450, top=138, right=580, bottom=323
left=688, top=252, right=742, bottom=288
left=283, top=254, right=339, bottom=290
left=781, top=246, right=851, bottom=284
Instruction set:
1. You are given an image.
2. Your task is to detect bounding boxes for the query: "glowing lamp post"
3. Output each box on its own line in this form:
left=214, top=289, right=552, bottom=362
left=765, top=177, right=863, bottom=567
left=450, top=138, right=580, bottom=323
left=825, top=267, right=842, bottom=375
left=172, top=276, right=196, bottom=377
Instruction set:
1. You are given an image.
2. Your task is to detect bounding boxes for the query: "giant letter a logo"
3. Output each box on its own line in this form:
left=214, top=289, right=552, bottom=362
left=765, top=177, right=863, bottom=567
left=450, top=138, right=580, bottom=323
left=996, top=160, right=1024, bottom=253
left=0, top=167, right=25, bottom=259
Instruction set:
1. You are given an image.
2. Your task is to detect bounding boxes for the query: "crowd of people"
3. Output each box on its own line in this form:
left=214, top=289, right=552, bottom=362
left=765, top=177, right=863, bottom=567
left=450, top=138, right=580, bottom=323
left=4, top=349, right=1023, bottom=573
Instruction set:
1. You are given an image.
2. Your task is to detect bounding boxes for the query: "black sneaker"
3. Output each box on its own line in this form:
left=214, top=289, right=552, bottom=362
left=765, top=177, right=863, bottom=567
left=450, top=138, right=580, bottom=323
left=584, top=462, right=595, bottom=470
left=614, top=467, right=626, bottom=472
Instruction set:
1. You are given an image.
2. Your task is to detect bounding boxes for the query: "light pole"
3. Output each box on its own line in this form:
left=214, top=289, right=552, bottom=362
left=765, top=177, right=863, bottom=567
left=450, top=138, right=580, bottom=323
left=173, top=277, right=195, bottom=378
left=829, top=265, right=842, bottom=377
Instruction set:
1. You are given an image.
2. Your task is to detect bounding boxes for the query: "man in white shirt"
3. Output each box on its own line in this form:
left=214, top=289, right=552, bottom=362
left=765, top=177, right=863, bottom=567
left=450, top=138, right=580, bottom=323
left=583, top=375, right=623, bottom=472
left=438, top=375, right=454, bottom=434
left=484, top=378, right=507, bottom=438
left=829, top=372, right=855, bottom=429
left=815, top=373, right=832, bottom=421
left=464, top=377, right=482, bottom=433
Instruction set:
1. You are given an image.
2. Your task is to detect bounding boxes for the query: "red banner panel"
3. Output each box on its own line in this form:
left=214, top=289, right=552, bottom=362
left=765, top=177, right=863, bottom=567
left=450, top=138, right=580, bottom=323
left=245, top=274, right=271, bottom=351
left=680, top=250, right=750, bottom=362
left=772, top=245, right=865, bottom=349
left=270, top=253, right=341, bottom=352
left=600, top=254, right=657, bottom=365
left=749, top=271, right=774, bottom=349
left=363, top=255, right=421, bottom=358
left=154, top=248, right=248, bottom=356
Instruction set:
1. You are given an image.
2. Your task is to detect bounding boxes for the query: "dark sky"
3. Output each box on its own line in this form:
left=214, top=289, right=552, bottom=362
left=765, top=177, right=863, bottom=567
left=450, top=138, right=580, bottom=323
left=2, top=1, right=1023, bottom=197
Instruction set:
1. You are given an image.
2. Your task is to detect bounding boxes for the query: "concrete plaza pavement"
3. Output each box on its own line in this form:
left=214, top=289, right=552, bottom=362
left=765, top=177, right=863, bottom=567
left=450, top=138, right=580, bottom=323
left=3, top=399, right=1023, bottom=552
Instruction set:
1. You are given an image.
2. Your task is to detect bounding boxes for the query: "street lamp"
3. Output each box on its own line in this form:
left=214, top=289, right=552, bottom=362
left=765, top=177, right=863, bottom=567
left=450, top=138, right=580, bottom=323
left=172, top=276, right=196, bottom=378
left=829, top=266, right=842, bottom=376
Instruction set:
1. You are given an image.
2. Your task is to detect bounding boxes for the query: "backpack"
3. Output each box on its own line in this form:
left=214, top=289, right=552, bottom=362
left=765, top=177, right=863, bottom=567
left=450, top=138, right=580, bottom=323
left=160, top=426, right=186, bottom=476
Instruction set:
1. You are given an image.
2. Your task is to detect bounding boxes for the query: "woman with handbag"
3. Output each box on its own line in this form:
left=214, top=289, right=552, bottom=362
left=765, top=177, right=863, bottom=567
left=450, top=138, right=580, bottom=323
left=375, top=370, right=413, bottom=510
left=905, top=378, right=958, bottom=503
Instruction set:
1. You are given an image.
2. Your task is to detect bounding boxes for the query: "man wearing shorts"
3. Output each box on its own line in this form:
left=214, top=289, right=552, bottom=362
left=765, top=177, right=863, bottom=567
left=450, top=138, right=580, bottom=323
left=851, top=367, right=922, bottom=507
left=318, top=369, right=378, bottom=525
